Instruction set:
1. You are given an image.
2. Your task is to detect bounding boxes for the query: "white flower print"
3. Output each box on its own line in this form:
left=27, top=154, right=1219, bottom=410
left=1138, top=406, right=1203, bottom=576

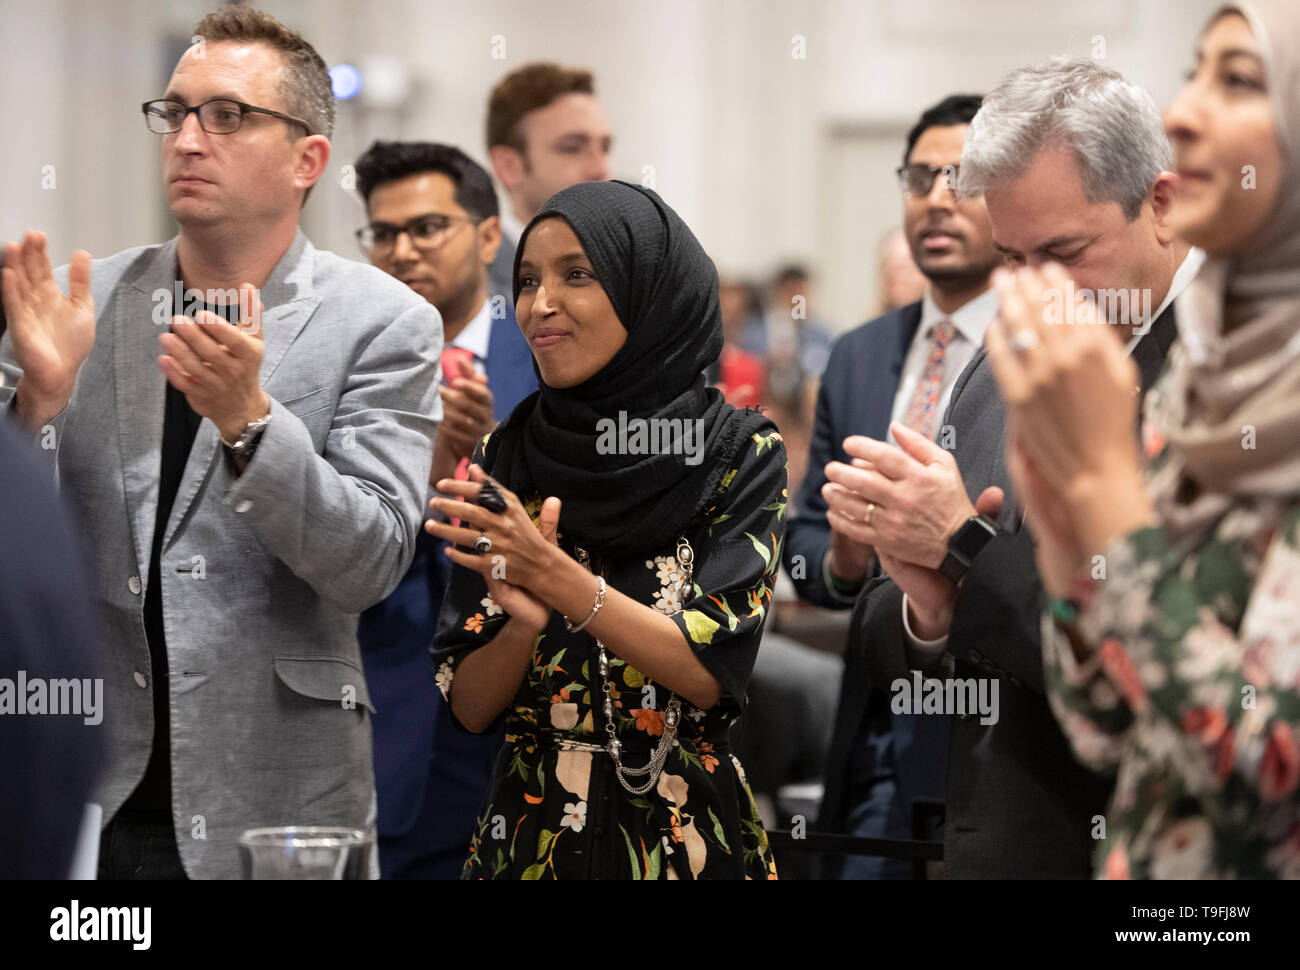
left=1176, top=607, right=1241, bottom=681
left=480, top=595, right=503, bottom=617
left=653, top=586, right=683, bottom=615
left=561, top=801, right=587, bottom=833
left=435, top=661, right=454, bottom=698
left=647, top=552, right=688, bottom=615
left=1149, top=817, right=1214, bottom=880
left=650, top=555, right=684, bottom=588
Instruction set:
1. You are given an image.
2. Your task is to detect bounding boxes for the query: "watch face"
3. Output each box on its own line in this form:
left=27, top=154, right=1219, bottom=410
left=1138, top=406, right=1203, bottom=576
left=951, top=515, right=998, bottom=560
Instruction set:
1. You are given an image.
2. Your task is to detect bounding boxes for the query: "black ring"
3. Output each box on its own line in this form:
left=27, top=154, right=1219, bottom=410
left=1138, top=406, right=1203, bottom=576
left=476, top=480, right=507, bottom=514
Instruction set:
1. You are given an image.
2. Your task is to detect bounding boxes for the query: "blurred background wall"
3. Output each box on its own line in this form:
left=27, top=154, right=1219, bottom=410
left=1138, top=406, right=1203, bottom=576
left=0, top=0, right=1220, bottom=332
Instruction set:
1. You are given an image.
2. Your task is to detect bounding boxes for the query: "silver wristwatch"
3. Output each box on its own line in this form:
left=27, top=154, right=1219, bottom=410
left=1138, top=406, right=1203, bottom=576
left=221, top=411, right=272, bottom=460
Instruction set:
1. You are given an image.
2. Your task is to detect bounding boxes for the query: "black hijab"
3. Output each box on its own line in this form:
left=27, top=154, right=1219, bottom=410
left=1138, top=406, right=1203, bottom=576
left=482, top=180, right=774, bottom=559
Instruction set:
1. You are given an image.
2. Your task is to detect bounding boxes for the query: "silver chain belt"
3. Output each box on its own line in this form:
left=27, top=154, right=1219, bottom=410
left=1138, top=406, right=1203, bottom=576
left=575, top=538, right=693, bottom=795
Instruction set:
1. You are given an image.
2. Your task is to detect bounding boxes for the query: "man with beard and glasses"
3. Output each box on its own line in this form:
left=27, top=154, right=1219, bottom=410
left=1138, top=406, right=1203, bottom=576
left=783, top=94, right=1001, bottom=878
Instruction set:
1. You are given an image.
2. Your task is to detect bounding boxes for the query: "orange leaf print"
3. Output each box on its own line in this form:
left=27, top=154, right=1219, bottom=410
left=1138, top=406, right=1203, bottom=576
left=464, top=613, right=485, bottom=634
left=1098, top=639, right=1146, bottom=712
left=632, top=708, right=665, bottom=736
left=524, top=792, right=544, bottom=804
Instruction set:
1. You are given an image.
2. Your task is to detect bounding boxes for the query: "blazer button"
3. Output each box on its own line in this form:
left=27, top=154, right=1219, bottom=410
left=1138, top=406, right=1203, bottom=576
left=127, top=576, right=142, bottom=595
left=133, top=671, right=148, bottom=688
left=235, top=499, right=254, bottom=513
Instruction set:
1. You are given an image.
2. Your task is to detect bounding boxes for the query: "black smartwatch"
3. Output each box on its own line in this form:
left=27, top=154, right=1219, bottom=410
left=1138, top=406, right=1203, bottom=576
left=938, top=514, right=999, bottom=584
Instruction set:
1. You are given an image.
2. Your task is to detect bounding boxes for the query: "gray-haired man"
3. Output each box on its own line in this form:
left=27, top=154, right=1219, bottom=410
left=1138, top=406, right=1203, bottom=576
left=824, top=56, right=1202, bottom=877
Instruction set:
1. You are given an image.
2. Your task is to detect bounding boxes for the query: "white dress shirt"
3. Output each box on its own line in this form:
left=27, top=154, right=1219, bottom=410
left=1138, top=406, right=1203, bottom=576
left=449, top=298, right=493, bottom=367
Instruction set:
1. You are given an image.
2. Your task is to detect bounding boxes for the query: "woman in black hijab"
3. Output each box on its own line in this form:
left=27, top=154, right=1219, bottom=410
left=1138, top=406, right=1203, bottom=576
left=427, top=181, right=786, bottom=879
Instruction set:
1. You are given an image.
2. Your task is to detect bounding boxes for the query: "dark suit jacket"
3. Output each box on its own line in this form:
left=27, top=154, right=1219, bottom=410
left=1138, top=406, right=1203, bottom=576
left=0, top=415, right=104, bottom=878
left=783, top=302, right=921, bottom=608
left=849, top=305, right=1179, bottom=878
left=359, top=307, right=535, bottom=877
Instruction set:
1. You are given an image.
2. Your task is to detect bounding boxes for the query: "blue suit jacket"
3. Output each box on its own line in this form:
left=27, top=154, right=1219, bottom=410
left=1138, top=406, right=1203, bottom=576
left=0, top=416, right=104, bottom=878
left=359, top=305, right=535, bottom=875
left=782, top=302, right=921, bottom=608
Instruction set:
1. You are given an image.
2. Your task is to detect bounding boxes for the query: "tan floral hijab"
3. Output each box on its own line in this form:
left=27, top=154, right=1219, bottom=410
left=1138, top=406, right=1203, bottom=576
left=1151, top=0, right=1300, bottom=537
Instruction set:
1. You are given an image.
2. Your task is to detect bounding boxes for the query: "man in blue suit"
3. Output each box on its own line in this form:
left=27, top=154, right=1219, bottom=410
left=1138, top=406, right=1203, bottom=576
left=780, top=95, right=1001, bottom=877
left=353, top=141, right=537, bottom=878
left=0, top=411, right=104, bottom=879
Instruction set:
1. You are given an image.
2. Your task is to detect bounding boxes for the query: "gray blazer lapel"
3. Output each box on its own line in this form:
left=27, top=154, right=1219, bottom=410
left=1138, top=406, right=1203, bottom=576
left=161, top=230, right=320, bottom=550
left=257, top=229, right=322, bottom=387
left=114, top=240, right=178, bottom=578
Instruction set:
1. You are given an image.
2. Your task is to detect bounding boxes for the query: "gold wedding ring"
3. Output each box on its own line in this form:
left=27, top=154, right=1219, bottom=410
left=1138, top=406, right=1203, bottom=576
left=863, top=502, right=875, bottom=526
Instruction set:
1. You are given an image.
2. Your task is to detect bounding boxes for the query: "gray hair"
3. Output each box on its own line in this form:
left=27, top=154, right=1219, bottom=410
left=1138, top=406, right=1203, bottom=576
left=958, top=56, right=1172, bottom=220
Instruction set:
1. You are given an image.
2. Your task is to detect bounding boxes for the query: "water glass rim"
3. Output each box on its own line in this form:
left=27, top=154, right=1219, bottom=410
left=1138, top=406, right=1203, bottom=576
left=239, top=826, right=368, bottom=848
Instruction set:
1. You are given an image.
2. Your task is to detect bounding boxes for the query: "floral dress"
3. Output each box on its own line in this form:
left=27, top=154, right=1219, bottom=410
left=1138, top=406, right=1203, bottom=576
left=431, top=429, right=788, bottom=879
left=1042, top=378, right=1300, bottom=879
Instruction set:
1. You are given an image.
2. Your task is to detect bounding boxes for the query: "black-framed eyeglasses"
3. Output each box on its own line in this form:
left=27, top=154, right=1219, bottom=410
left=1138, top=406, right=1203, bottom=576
left=141, top=98, right=313, bottom=136
left=356, top=213, right=482, bottom=258
left=897, top=163, right=960, bottom=198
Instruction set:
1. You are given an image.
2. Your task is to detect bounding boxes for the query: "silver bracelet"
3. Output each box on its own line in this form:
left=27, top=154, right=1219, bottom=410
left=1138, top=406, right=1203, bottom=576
left=564, top=576, right=606, bottom=633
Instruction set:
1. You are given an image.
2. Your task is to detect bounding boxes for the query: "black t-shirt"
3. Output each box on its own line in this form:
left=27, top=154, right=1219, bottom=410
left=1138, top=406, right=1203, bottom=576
left=117, top=302, right=224, bottom=819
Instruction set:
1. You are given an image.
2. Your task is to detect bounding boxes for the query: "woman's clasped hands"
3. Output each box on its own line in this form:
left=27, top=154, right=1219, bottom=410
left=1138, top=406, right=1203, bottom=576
left=426, top=464, right=564, bottom=631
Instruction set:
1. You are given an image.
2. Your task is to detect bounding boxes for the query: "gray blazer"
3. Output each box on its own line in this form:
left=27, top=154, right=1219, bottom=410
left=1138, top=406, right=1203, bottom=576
left=0, top=230, right=442, bottom=878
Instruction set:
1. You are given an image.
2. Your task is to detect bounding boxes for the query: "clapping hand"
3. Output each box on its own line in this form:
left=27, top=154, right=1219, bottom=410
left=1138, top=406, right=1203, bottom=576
left=2, top=231, right=95, bottom=429
left=427, top=465, right=563, bottom=632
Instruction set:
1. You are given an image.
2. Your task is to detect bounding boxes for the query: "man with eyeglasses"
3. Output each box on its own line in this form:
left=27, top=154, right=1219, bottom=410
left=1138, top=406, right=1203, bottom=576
left=781, top=94, right=1001, bottom=878
left=0, top=7, right=440, bottom=879
left=351, top=141, right=536, bottom=879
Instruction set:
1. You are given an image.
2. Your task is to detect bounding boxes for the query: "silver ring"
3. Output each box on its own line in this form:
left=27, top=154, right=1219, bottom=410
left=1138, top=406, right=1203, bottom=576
left=474, top=533, right=492, bottom=554
left=1008, top=329, right=1039, bottom=354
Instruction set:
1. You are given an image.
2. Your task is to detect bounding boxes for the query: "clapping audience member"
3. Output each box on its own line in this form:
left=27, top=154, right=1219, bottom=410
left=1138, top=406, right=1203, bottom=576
left=836, top=58, right=1199, bottom=877
left=988, top=0, right=1300, bottom=879
left=429, top=181, right=785, bottom=879
left=352, top=141, right=537, bottom=878
left=791, top=95, right=1000, bottom=878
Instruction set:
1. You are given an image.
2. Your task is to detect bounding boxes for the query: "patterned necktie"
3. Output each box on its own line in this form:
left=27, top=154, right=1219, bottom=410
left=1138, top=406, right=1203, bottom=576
left=902, top=318, right=957, bottom=440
